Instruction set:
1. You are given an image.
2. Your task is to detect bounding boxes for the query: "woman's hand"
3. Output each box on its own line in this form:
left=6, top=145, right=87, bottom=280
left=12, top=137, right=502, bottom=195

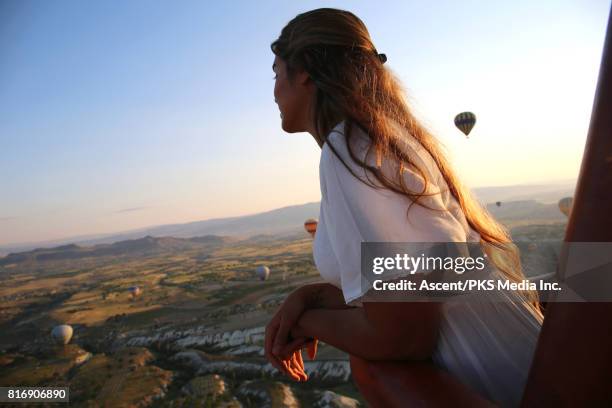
left=265, top=285, right=326, bottom=380
left=280, top=336, right=319, bottom=359
left=278, top=339, right=318, bottom=382
left=280, top=349, right=308, bottom=382
left=265, top=288, right=310, bottom=380
left=276, top=323, right=319, bottom=361
left=286, top=348, right=308, bottom=382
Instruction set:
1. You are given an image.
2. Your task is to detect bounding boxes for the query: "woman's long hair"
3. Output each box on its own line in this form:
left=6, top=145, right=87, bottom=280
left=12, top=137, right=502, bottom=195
left=271, top=8, right=543, bottom=319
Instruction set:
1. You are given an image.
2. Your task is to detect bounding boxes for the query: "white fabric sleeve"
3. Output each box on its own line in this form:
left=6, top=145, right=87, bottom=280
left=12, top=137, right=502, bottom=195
left=320, top=131, right=469, bottom=306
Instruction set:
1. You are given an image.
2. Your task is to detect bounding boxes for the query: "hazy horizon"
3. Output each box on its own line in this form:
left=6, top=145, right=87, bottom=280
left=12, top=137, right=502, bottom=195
left=1, top=0, right=608, bottom=245
left=0, top=178, right=576, bottom=249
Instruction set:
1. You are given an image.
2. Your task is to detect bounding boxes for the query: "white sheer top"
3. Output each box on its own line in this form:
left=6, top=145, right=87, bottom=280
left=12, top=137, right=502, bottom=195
left=313, top=120, right=542, bottom=407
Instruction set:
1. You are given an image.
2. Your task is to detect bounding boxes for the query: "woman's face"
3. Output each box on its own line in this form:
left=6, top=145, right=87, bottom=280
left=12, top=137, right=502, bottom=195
left=273, top=55, right=311, bottom=133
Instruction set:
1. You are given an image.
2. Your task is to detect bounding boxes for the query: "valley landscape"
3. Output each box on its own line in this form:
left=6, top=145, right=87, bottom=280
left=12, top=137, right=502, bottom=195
left=0, top=185, right=572, bottom=407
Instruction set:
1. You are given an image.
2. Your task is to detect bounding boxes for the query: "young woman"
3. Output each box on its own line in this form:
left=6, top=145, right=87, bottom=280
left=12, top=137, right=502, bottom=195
left=264, top=8, right=543, bottom=407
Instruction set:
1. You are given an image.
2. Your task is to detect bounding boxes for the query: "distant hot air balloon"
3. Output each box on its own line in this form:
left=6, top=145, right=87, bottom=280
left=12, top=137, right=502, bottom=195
left=51, top=324, right=73, bottom=345
left=128, top=286, right=142, bottom=298
left=255, top=265, right=270, bottom=281
left=454, top=112, right=477, bottom=137
left=304, top=218, right=318, bottom=238
left=558, top=197, right=573, bottom=217
left=496, top=201, right=502, bottom=207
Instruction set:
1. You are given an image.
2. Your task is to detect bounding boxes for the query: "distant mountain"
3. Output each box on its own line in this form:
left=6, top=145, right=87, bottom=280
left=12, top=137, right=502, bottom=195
left=0, top=235, right=234, bottom=266
left=484, top=200, right=566, bottom=222
left=124, top=201, right=321, bottom=241
left=0, top=202, right=321, bottom=256
left=1, top=181, right=576, bottom=256
left=472, top=181, right=576, bottom=205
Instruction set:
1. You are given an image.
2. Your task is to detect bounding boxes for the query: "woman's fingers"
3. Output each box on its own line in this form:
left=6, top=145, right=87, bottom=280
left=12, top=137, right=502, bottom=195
left=265, top=291, right=311, bottom=380
left=278, top=336, right=309, bottom=360
left=296, top=349, right=308, bottom=380
left=265, top=316, right=292, bottom=377
left=266, top=326, right=308, bottom=382
left=306, top=338, right=318, bottom=360
left=272, top=315, right=293, bottom=356
left=282, top=357, right=302, bottom=381
left=280, top=337, right=318, bottom=361
left=290, top=351, right=307, bottom=381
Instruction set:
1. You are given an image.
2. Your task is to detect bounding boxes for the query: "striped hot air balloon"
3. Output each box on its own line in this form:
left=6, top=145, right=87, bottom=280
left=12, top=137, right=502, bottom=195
left=304, top=218, right=318, bottom=238
left=454, top=112, right=477, bottom=137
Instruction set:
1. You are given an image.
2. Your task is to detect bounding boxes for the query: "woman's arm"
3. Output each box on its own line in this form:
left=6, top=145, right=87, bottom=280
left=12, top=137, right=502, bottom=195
left=297, top=282, right=357, bottom=310
left=267, top=282, right=351, bottom=362
left=266, top=282, right=353, bottom=377
left=281, top=301, right=442, bottom=361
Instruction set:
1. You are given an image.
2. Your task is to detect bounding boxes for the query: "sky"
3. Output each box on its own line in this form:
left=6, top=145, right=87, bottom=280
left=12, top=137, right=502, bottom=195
left=0, top=0, right=610, bottom=246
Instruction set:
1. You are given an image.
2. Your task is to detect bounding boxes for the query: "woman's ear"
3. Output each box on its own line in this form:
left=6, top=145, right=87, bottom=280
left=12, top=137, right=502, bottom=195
left=296, top=69, right=312, bottom=87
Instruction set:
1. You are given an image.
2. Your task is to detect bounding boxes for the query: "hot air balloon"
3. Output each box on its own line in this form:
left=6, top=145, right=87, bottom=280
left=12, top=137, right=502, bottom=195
left=51, top=324, right=73, bottom=345
left=454, top=112, right=477, bottom=137
left=558, top=197, right=573, bottom=217
left=304, top=218, right=318, bottom=238
left=496, top=201, right=502, bottom=207
left=128, top=286, right=142, bottom=298
left=255, top=265, right=270, bottom=281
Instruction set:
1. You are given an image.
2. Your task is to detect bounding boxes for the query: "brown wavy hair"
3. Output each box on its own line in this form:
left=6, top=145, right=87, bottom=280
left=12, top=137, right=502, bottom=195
left=271, top=8, right=542, bottom=318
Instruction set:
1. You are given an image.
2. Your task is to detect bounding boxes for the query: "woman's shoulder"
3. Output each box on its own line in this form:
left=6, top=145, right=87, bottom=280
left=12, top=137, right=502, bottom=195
left=323, top=120, right=436, bottom=174
left=324, top=120, right=365, bottom=153
left=322, top=120, right=441, bottom=191
left=321, top=120, right=377, bottom=175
